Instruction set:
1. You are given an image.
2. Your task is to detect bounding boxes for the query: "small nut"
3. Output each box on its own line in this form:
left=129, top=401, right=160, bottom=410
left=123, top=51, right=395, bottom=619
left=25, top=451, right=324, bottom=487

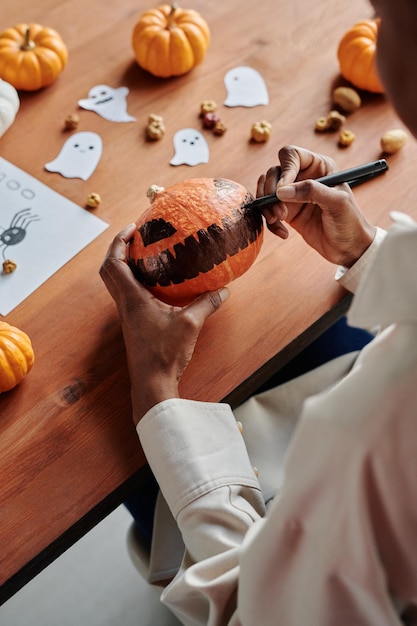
left=202, top=112, right=221, bottom=129
left=146, top=122, right=165, bottom=140
left=333, top=86, right=362, bottom=113
left=213, top=120, right=227, bottom=136
left=200, top=100, right=217, bottom=116
left=2, top=259, right=17, bottom=274
left=315, top=116, right=329, bottom=132
left=86, top=192, right=101, bottom=209
left=315, top=110, right=347, bottom=133
left=146, top=114, right=165, bottom=140
left=326, top=110, right=346, bottom=131
left=146, top=184, right=165, bottom=203
left=250, top=120, right=272, bottom=143
left=338, top=129, right=356, bottom=147
left=148, top=113, right=164, bottom=124
left=64, top=113, right=80, bottom=131
left=380, top=129, right=408, bottom=154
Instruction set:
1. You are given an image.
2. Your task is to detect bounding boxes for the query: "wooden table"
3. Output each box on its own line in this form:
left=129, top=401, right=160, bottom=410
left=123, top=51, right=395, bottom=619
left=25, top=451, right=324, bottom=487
left=1, top=0, right=416, bottom=604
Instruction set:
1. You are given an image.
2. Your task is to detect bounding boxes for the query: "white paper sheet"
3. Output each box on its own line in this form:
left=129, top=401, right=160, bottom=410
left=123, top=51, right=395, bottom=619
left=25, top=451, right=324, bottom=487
left=0, top=157, right=108, bottom=315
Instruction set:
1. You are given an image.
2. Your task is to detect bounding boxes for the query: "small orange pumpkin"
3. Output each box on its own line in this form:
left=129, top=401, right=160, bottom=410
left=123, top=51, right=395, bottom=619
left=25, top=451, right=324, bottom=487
left=0, top=23, right=68, bottom=91
left=337, top=19, right=384, bottom=93
left=0, top=321, right=34, bottom=393
left=127, top=178, right=264, bottom=306
left=132, top=4, right=210, bottom=78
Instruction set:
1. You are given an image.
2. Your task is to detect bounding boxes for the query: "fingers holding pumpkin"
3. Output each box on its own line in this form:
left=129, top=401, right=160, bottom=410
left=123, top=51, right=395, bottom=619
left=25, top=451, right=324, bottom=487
left=182, top=286, right=230, bottom=329
left=100, top=223, right=138, bottom=293
left=101, top=224, right=229, bottom=316
left=104, top=223, right=137, bottom=263
left=99, top=223, right=167, bottom=329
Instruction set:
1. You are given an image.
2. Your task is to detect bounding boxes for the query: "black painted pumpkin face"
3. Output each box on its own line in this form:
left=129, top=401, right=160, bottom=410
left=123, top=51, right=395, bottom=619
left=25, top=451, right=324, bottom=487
left=127, top=177, right=264, bottom=306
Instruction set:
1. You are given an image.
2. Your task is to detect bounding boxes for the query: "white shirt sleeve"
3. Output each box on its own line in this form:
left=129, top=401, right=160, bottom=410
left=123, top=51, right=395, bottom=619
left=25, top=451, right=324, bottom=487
left=336, top=226, right=386, bottom=293
left=137, top=399, right=265, bottom=625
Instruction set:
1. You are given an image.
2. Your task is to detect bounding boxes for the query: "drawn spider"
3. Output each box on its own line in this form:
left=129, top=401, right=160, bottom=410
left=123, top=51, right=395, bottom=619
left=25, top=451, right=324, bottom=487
left=0, top=208, right=41, bottom=260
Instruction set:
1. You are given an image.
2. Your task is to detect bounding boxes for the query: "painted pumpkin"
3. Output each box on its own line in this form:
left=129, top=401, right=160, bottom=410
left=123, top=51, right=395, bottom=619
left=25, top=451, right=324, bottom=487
left=0, top=321, right=34, bottom=393
left=0, top=23, right=68, bottom=91
left=0, top=78, right=19, bottom=137
left=127, top=178, right=264, bottom=306
left=132, top=4, right=210, bottom=78
left=337, top=19, right=384, bottom=93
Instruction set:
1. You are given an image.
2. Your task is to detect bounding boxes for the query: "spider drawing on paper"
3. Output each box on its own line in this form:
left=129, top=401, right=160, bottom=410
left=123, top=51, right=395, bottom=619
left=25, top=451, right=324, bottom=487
left=0, top=208, right=41, bottom=260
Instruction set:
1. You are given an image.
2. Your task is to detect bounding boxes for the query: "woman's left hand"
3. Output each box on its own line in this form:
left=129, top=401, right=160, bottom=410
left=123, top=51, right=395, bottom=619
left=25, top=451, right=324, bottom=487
left=99, top=224, right=229, bottom=424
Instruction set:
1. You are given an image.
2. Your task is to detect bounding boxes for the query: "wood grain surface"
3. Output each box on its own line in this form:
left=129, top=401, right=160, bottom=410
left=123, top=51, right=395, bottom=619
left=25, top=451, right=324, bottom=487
left=1, top=0, right=416, bottom=601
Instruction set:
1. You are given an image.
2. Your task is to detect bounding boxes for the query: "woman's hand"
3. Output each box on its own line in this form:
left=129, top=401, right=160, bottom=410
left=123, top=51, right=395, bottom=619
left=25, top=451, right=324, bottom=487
left=99, top=224, right=229, bottom=424
left=257, top=145, right=377, bottom=267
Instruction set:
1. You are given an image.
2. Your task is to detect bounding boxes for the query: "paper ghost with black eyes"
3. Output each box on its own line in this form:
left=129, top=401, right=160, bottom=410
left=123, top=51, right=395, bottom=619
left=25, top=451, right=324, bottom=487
left=170, top=128, right=210, bottom=166
left=45, top=132, right=103, bottom=180
left=78, top=84, right=136, bottom=122
left=224, top=66, right=269, bottom=107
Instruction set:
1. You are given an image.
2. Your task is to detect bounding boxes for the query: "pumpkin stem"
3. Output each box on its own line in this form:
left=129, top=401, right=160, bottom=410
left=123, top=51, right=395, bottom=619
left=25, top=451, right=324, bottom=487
left=21, top=27, right=36, bottom=51
left=167, top=4, right=178, bottom=29
left=146, top=184, right=165, bottom=203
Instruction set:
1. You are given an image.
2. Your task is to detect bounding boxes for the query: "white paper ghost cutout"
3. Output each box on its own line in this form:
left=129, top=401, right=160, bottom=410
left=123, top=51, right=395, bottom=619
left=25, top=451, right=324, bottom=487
left=224, top=66, right=269, bottom=107
left=170, top=128, right=209, bottom=166
left=78, top=84, right=136, bottom=122
left=45, top=131, right=103, bottom=180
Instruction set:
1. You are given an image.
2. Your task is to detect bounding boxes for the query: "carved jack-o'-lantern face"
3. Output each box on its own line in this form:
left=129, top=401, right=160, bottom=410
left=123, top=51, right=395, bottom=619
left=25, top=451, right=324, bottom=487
left=127, top=177, right=264, bottom=306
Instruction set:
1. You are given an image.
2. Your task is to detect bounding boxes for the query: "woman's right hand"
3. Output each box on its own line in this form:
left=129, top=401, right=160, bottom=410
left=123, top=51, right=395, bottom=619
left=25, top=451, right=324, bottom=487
left=257, top=145, right=377, bottom=268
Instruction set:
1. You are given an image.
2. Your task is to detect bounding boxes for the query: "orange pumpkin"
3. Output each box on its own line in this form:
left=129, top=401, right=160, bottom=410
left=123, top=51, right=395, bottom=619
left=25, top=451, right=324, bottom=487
left=127, top=178, right=264, bottom=306
left=0, top=23, right=68, bottom=91
left=132, top=4, right=210, bottom=78
left=337, top=19, right=384, bottom=93
left=0, top=321, right=34, bottom=393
